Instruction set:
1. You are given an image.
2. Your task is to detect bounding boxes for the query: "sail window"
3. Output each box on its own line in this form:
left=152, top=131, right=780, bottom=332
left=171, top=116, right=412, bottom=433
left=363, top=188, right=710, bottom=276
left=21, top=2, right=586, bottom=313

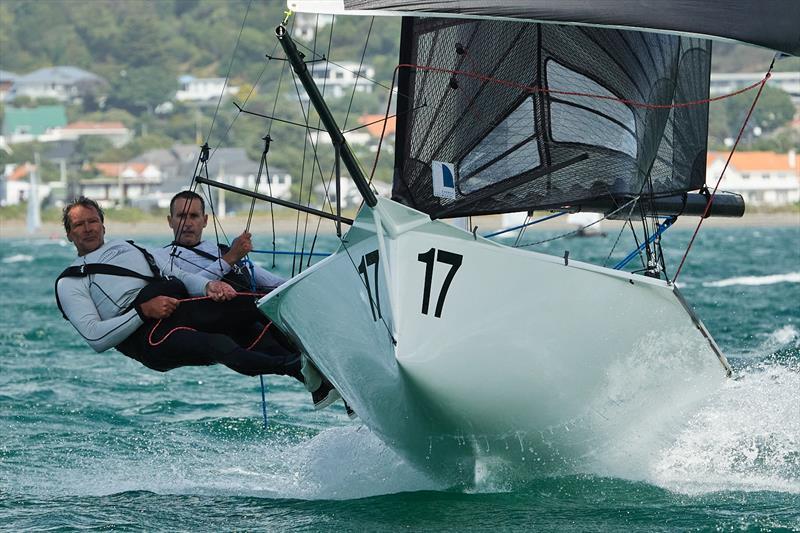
left=546, top=61, right=637, bottom=159
left=458, top=97, right=541, bottom=194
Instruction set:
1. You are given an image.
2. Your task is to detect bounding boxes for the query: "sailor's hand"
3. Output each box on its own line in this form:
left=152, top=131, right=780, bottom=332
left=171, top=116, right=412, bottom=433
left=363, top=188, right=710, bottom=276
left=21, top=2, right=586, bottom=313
left=139, top=296, right=180, bottom=319
left=206, top=280, right=236, bottom=301
left=223, top=231, right=253, bottom=264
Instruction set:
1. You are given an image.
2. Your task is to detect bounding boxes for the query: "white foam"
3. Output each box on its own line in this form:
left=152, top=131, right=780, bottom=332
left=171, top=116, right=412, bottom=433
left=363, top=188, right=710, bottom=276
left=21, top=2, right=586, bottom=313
left=762, top=325, right=799, bottom=351
left=648, top=361, right=800, bottom=495
left=702, top=272, right=800, bottom=288
left=2, top=254, right=34, bottom=264
left=15, top=424, right=443, bottom=500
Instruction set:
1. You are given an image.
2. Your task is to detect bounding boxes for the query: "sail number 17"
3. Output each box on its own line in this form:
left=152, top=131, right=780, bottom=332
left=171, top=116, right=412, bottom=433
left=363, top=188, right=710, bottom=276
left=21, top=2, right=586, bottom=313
left=418, top=248, right=463, bottom=318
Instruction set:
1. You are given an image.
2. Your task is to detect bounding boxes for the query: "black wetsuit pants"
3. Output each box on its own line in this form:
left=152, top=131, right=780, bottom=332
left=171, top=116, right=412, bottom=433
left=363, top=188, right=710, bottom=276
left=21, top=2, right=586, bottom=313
left=115, top=281, right=302, bottom=380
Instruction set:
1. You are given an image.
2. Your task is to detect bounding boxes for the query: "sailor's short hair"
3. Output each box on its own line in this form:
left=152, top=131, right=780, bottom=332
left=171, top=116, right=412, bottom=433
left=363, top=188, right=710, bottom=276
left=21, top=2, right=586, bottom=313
left=169, top=190, right=205, bottom=215
left=63, top=196, right=104, bottom=233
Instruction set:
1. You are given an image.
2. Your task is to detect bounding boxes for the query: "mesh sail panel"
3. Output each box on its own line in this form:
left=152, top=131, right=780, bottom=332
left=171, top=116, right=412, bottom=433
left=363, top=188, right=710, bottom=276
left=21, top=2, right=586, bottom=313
left=392, top=18, right=710, bottom=218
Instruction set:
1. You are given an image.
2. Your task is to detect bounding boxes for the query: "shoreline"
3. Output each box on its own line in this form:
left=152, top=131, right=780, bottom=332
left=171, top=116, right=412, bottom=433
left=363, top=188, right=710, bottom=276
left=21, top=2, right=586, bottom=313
left=1, top=211, right=797, bottom=240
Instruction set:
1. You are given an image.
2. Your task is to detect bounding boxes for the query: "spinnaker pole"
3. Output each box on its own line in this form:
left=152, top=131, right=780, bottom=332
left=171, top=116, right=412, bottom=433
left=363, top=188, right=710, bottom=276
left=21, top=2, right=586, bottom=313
left=276, top=24, right=378, bottom=208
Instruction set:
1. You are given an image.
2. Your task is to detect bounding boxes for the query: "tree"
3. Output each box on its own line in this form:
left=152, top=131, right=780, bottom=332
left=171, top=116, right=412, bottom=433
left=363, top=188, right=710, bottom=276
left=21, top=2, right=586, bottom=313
left=73, top=137, right=114, bottom=165
left=107, top=66, right=178, bottom=115
left=724, top=86, right=795, bottom=136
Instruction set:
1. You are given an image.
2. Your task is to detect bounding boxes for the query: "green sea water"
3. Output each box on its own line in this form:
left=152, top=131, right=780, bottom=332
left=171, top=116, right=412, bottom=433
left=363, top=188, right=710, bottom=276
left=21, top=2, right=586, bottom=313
left=1, top=224, right=798, bottom=531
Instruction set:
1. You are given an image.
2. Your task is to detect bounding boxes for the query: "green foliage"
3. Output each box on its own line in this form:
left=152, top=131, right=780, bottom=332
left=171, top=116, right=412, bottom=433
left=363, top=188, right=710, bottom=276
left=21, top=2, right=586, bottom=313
left=724, top=86, right=795, bottom=134
left=73, top=136, right=114, bottom=164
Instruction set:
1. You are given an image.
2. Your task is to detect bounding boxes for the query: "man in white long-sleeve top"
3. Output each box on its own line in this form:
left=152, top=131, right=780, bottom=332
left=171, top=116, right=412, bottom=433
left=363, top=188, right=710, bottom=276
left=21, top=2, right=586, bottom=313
left=151, top=190, right=341, bottom=410
left=154, top=190, right=285, bottom=293
left=54, top=196, right=310, bottom=382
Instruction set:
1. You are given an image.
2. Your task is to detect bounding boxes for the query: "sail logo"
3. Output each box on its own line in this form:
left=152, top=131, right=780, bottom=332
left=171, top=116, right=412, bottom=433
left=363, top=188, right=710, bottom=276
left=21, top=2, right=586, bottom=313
left=432, top=161, right=456, bottom=199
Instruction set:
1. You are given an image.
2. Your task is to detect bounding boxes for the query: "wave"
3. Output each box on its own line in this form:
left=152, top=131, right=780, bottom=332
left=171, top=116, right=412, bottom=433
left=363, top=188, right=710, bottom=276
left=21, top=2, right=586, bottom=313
left=763, top=325, right=799, bottom=352
left=2, top=254, right=34, bottom=264
left=702, top=272, right=800, bottom=288
left=648, top=360, right=800, bottom=495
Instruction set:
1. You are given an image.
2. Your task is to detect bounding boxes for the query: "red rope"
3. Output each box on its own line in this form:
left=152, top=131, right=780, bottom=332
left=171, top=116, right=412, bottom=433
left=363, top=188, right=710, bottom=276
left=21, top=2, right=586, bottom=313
left=671, top=70, right=773, bottom=284
left=146, top=291, right=269, bottom=347
left=395, top=63, right=769, bottom=110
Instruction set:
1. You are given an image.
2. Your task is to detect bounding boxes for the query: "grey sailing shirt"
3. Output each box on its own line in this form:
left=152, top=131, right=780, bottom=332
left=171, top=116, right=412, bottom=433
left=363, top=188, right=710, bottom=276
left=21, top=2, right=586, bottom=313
left=56, top=240, right=211, bottom=352
left=154, top=240, right=286, bottom=290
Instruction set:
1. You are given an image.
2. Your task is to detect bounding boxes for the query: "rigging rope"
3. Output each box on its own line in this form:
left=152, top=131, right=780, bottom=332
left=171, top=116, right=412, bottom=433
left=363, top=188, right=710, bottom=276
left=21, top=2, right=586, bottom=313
left=146, top=293, right=269, bottom=347
left=395, top=63, right=771, bottom=110
left=206, top=0, right=253, bottom=144
left=516, top=197, right=640, bottom=248
left=672, top=65, right=775, bottom=284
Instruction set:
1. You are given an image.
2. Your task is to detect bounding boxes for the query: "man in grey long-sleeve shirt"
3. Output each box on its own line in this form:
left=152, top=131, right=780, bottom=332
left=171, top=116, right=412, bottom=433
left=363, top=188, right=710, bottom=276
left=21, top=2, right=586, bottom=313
left=154, top=190, right=285, bottom=292
left=55, top=196, right=306, bottom=381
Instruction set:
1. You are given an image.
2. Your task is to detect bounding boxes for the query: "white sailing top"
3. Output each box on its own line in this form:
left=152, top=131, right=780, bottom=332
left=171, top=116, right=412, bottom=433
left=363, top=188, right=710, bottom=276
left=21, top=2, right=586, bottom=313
left=56, top=240, right=210, bottom=353
left=154, top=240, right=286, bottom=290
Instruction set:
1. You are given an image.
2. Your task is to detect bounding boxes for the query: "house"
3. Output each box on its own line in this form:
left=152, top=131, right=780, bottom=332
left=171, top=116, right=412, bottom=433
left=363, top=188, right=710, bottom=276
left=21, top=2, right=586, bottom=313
left=707, top=150, right=799, bottom=206
left=313, top=176, right=391, bottom=208
left=5, top=66, right=107, bottom=104
left=175, top=75, right=239, bottom=103
left=308, top=62, right=375, bottom=99
left=54, top=121, right=132, bottom=147
left=292, top=12, right=333, bottom=41
left=127, top=145, right=292, bottom=210
left=1, top=105, right=68, bottom=144
left=0, top=163, right=52, bottom=207
left=79, top=162, right=163, bottom=206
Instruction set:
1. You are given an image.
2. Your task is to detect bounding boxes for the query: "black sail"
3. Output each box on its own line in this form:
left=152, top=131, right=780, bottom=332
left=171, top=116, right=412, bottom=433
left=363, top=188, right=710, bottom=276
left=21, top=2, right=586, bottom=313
left=391, top=18, right=713, bottom=218
left=344, top=1, right=800, bottom=57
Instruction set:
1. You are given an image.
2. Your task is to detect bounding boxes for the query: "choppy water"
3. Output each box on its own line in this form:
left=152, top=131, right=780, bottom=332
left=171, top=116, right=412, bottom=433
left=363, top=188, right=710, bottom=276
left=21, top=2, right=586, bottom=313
left=1, top=224, right=798, bottom=531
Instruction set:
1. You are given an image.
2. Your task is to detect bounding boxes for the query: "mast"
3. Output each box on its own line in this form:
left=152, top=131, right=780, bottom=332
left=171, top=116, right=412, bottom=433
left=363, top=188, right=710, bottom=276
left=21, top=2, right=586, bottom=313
left=275, top=24, right=378, bottom=208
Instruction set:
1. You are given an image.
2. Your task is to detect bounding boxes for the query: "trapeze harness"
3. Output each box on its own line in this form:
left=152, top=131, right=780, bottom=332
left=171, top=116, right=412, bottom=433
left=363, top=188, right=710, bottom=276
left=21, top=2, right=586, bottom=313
left=55, top=241, right=165, bottom=320
left=54, top=241, right=297, bottom=375
left=165, top=241, right=255, bottom=291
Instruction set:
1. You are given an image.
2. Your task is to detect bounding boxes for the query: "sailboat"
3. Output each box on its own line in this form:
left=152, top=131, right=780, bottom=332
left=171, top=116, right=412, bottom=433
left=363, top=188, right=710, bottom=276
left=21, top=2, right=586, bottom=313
left=201, top=1, right=798, bottom=483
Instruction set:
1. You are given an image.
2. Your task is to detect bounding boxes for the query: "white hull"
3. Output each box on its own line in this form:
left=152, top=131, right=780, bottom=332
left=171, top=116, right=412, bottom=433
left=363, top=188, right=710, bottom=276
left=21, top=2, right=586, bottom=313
left=260, top=198, right=730, bottom=483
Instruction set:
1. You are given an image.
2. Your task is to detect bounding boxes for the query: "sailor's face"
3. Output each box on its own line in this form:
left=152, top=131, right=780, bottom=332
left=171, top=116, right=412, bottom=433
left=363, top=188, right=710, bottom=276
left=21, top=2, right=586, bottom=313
left=168, top=198, right=208, bottom=246
left=67, top=205, right=105, bottom=256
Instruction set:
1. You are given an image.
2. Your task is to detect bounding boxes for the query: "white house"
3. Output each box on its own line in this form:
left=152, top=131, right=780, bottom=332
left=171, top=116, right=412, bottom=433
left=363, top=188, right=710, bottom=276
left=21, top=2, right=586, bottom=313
left=313, top=176, right=391, bottom=208
left=80, top=162, right=163, bottom=205
left=42, top=121, right=132, bottom=147
left=707, top=150, right=799, bottom=206
left=175, top=75, right=239, bottom=103
left=308, top=62, right=375, bottom=99
left=291, top=12, right=333, bottom=41
left=1, top=163, right=52, bottom=206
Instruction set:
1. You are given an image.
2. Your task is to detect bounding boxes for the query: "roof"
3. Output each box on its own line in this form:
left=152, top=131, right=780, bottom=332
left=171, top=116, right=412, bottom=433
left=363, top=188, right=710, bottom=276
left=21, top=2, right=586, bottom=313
left=707, top=151, right=799, bottom=174
left=42, top=140, right=78, bottom=161
left=1, top=105, right=68, bottom=136
left=6, top=163, right=36, bottom=182
left=358, top=114, right=396, bottom=137
left=91, top=163, right=153, bottom=177
left=64, top=121, right=128, bottom=131
left=14, top=66, right=105, bottom=85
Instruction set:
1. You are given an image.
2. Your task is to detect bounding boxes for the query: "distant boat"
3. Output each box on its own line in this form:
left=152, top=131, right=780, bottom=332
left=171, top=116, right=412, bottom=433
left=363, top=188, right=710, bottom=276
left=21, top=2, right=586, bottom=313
left=26, top=156, right=41, bottom=235
left=566, top=212, right=605, bottom=237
